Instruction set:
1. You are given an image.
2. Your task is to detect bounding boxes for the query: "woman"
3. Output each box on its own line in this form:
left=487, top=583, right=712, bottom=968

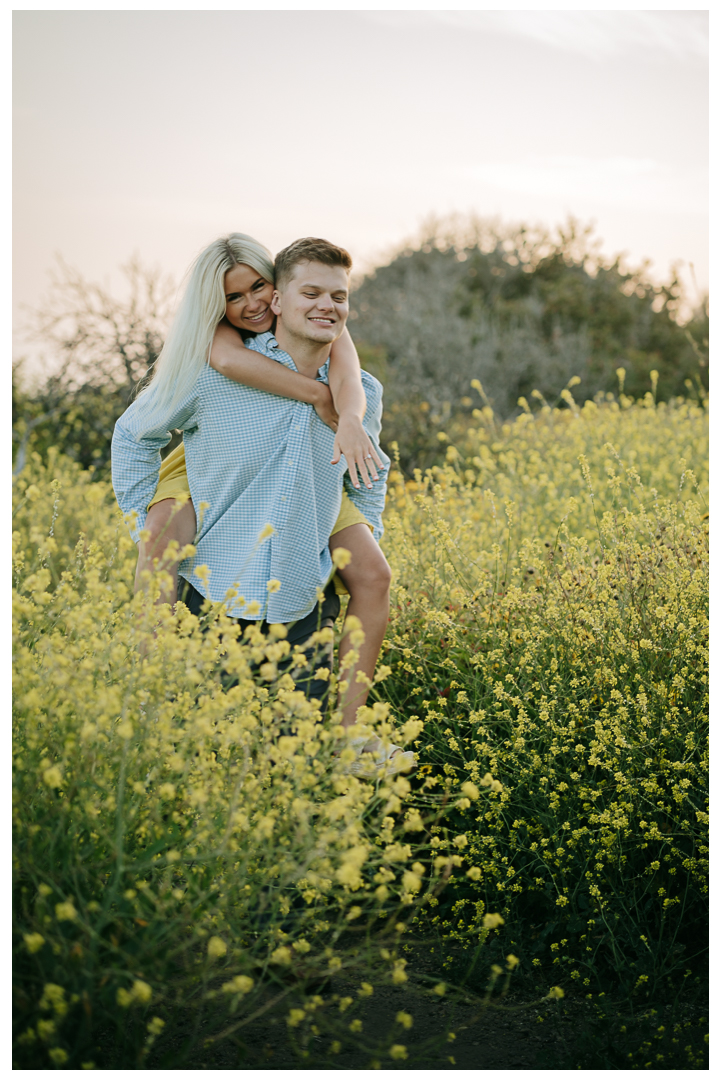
left=131, top=233, right=412, bottom=775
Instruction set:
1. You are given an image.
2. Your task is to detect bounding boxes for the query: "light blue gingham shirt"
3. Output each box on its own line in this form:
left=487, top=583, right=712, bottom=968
left=112, top=332, right=390, bottom=622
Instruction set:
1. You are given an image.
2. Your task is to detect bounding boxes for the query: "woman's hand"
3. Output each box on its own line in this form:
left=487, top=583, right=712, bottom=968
left=331, top=414, right=385, bottom=489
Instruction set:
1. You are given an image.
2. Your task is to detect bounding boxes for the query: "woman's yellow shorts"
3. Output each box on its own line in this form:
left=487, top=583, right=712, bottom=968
left=149, top=442, right=370, bottom=595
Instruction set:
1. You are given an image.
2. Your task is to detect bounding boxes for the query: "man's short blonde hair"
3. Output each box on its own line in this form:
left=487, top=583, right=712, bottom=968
left=274, top=237, right=352, bottom=290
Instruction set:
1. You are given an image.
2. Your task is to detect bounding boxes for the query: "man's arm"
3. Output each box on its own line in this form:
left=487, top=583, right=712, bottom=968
left=209, top=322, right=338, bottom=430
left=111, top=389, right=198, bottom=542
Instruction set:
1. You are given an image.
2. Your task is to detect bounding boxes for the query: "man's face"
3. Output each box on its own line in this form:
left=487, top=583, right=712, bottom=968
left=271, top=261, right=349, bottom=345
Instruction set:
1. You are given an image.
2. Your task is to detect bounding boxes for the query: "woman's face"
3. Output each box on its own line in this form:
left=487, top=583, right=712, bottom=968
left=224, top=263, right=275, bottom=333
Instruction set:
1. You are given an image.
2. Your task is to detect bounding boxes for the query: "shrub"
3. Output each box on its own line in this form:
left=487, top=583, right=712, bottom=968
left=350, top=218, right=708, bottom=472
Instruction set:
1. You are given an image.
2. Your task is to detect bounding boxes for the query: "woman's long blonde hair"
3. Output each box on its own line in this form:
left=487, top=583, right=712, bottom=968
left=138, top=233, right=274, bottom=420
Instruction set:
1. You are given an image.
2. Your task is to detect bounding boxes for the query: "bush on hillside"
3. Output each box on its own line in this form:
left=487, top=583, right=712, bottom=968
left=351, top=219, right=708, bottom=470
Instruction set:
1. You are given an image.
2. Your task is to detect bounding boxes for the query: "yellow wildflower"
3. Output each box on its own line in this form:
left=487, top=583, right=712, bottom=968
left=270, top=946, right=292, bottom=965
left=23, top=933, right=45, bottom=954
left=332, top=547, right=352, bottom=569
left=207, top=936, right=227, bottom=960
left=43, top=766, right=63, bottom=788
left=222, top=975, right=254, bottom=995
left=483, top=913, right=504, bottom=929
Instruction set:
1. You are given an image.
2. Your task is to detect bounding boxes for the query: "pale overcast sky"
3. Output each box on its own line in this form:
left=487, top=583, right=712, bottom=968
left=13, top=8, right=708, bottom=361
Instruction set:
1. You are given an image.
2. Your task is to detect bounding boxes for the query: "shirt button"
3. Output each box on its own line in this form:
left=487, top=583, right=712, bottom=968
left=281, top=496, right=286, bottom=501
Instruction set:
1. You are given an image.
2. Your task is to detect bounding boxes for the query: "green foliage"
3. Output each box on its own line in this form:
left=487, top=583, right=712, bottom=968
left=13, top=364, right=132, bottom=473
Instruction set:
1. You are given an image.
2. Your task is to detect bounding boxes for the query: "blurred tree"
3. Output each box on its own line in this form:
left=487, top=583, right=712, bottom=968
left=13, top=257, right=176, bottom=474
left=28, top=254, right=175, bottom=391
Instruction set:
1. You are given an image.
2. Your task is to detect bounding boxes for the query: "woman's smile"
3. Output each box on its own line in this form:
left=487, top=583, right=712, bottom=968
left=243, top=307, right=270, bottom=324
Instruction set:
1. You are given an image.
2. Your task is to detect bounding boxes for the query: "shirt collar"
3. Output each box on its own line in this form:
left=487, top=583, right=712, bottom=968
left=255, top=331, right=330, bottom=382
left=255, top=330, right=279, bottom=351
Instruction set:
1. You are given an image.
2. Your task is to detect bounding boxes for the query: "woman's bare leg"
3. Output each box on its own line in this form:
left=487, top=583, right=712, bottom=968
left=134, top=499, right=197, bottom=606
left=329, top=523, right=392, bottom=729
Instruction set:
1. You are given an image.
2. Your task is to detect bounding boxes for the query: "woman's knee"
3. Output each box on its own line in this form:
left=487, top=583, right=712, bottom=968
left=370, top=548, right=392, bottom=592
left=345, top=545, right=392, bottom=595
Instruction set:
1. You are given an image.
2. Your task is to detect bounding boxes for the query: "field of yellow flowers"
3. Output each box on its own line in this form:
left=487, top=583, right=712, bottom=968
left=380, top=384, right=708, bottom=1009
left=13, top=381, right=708, bottom=1068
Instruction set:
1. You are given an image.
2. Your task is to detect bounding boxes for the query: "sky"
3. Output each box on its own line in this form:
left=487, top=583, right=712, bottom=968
left=13, top=8, right=708, bottom=367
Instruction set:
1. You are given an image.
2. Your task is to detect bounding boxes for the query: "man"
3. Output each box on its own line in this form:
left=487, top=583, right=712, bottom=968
left=112, top=237, right=389, bottom=708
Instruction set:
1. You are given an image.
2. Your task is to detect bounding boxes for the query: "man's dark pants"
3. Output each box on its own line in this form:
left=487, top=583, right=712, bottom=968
left=178, top=578, right=340, bottom=714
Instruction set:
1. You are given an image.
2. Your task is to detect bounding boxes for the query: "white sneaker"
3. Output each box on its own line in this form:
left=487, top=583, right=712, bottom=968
left=347, top=738, right=416, bottom=778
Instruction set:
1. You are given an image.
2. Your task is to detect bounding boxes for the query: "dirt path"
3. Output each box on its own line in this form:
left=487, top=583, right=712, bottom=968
left=148, top=943, right=709, bottom=1070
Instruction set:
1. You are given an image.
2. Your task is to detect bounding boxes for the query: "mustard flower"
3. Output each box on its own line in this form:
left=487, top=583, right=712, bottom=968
left=332, top=547, right=352, bottom=569
left=23, top=933, right=45, bottom=954
left=55, top=901, right=77, bottom=922
left=270, top=946, right=292, bottom=966
left=42, top=765, right=63, bottom=788
left=117, top=980, right=152, bottom=1007
left=222, top=975, right=254, bottom=995
left=483, top=913, right=505, bottom=930
left=207, top=936, right=227, bottom=960
left=39, top=984, right=67, bottom=1016
left=391, top=960, right=408, bottom=984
